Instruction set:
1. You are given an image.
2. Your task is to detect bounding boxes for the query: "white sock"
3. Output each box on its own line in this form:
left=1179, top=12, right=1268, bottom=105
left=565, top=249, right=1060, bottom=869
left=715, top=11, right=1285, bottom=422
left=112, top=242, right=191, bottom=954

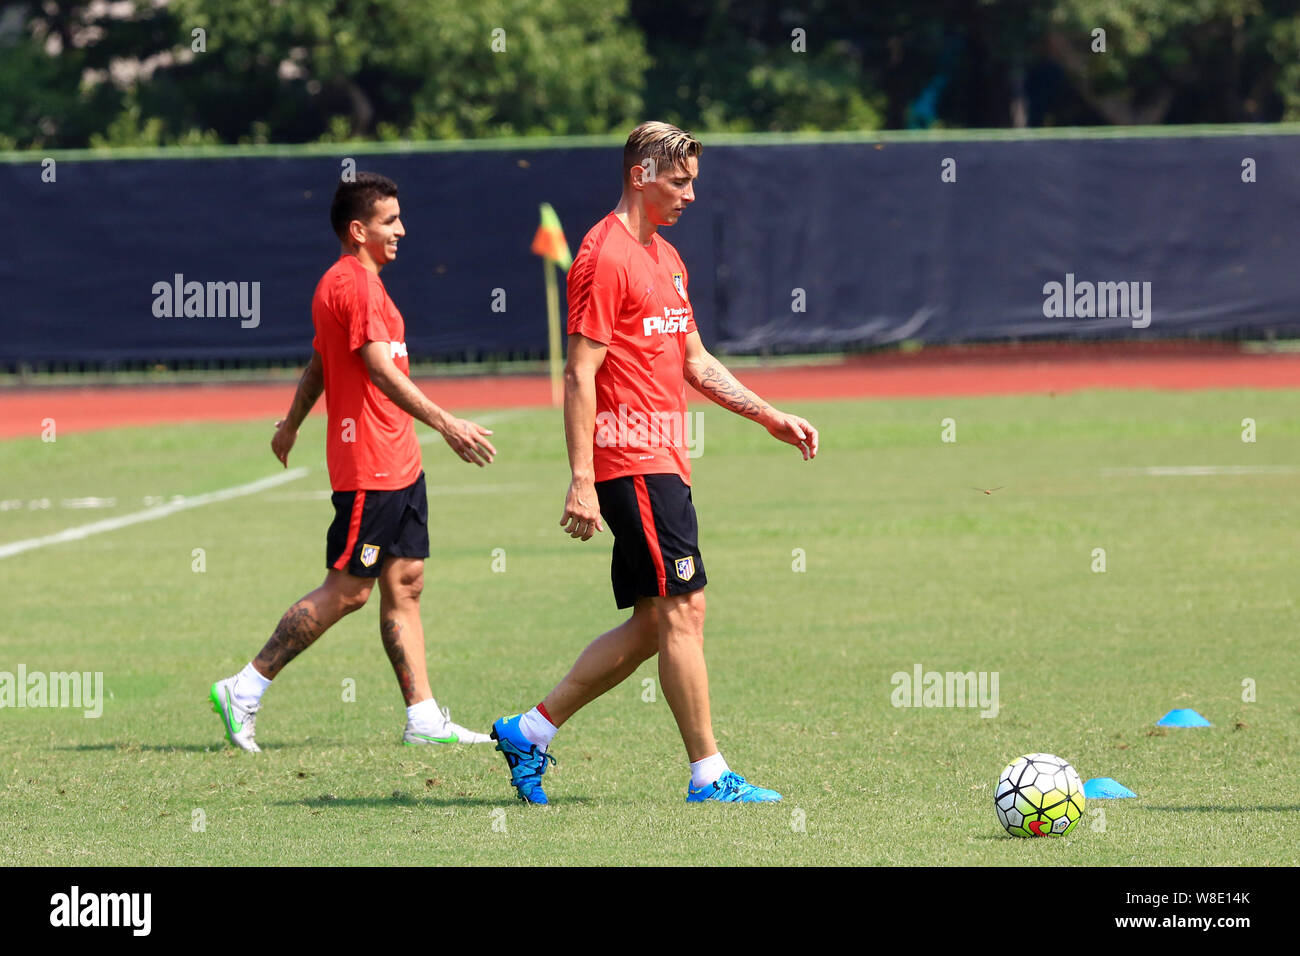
left=518, top=707, right=557, bottom=750
left=406, top=697, right=442, bottom=727
left=233, top=662, right=271, bottom=709
left=690, top=752, right=729, bottom=789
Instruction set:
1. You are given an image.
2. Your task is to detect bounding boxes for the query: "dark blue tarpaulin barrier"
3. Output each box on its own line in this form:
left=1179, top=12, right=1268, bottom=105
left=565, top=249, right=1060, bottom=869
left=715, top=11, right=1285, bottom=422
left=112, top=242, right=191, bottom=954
left=2, top=131, right=1299, bottom=367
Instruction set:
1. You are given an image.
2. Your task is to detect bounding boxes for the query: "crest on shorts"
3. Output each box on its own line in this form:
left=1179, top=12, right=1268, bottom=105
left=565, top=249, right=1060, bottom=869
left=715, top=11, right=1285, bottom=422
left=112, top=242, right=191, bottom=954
left=674, top=555, right=695, bottom=581
left=360, top=543, right=380, bottom=568
left=672, top=272, right=686, bottom=298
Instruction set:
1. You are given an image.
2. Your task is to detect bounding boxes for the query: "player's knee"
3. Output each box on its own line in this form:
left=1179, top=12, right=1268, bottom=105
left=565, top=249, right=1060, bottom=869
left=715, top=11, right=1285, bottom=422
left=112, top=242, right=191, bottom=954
left=338, top=583, right=373, bottom=615
left=677, top=589, right=706, bottom=632
left=379, top=558, right=423, bottom=604
left=634, top=597, right=661, bottom=624
left=635, top=624, right=660, bottom=661
left=631, top=601, right=661, bottom=657
left=659, top=589, right=706, bottom=644
left=325, top=572, right=373, bottom=615
left=392, top=565, right=423, bottom=604
left=401, top=570, right=423, bottom=603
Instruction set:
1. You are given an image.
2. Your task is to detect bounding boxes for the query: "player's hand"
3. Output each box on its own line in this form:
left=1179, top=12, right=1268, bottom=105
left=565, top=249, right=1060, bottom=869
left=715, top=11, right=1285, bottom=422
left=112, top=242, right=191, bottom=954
left=271, top=420, right=297, bottom=467
left=440, top=417, right=496, bottom=466
left=765, top=412, right=819, bottom=460
left=560, top=476, right=604, bottom=540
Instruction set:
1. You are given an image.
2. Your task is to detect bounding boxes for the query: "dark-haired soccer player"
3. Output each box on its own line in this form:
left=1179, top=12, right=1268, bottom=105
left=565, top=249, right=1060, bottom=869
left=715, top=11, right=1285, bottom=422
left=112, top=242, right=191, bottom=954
left=211, top=172, right=498, bottom=751
left=490, top=123, right=820, bottom=803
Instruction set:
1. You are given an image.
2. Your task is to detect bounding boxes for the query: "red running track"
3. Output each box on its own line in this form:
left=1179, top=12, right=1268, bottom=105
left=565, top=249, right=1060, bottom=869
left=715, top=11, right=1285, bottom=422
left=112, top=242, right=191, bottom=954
left=1, top=342, right=1296, bottom=438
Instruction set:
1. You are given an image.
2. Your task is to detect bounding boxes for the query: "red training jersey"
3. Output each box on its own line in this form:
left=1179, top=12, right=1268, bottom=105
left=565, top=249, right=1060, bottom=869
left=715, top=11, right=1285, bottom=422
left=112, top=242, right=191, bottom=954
left=311, top=254, right=422, bottom=492
left=567, top=213, right=697, bottom=484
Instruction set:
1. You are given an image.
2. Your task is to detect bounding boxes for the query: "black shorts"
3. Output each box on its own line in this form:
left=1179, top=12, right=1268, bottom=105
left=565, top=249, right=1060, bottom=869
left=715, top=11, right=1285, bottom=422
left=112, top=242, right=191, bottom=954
left=596, top=473, right=706, bottom=609
left=325, top=471, right=429, bottom=578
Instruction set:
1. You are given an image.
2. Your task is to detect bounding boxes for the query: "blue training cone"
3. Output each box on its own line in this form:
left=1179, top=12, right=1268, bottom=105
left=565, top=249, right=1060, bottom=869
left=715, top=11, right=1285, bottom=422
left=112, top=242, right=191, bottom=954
left=1157, top=708, right=1212, bottom=727
left=1084, top=777, right=1137, bottom=799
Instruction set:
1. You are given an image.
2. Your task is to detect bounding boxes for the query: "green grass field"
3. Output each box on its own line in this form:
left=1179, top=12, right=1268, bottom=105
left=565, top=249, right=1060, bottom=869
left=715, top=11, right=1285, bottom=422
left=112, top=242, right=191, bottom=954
left=2, top=388, right=1298, bottom=865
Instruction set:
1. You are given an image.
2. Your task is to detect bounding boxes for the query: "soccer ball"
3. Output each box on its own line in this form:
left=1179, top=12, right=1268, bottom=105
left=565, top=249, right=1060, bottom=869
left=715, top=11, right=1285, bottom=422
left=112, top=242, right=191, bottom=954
left=995, top=753, right=1085, bottom=837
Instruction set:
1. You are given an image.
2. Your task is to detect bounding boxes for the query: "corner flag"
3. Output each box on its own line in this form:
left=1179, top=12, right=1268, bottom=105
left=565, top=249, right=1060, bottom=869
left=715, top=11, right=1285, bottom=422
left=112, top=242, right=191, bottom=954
left=531, top=203, right=572, bottom=270
left=532, top=203, right=572, bottom=405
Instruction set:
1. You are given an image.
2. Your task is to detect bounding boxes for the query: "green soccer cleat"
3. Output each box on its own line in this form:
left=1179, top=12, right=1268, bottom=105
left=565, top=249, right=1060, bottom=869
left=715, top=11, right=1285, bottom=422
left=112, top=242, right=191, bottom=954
left=210, top=677, right=260, bottom=753
left=402, top=705, right=492, bottom=745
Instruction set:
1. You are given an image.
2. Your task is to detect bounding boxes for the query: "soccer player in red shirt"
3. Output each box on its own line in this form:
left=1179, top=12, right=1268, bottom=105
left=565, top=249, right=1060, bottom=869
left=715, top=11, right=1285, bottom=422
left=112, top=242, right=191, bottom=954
left=211, top=172, right=498, bottom=752
left=490, top=123, right=820, bottom=803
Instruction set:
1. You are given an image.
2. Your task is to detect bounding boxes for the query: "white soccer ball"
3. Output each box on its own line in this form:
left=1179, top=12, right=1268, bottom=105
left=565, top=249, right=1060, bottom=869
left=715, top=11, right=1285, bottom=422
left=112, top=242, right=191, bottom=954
left=995, top=753, right=1085, bottom=837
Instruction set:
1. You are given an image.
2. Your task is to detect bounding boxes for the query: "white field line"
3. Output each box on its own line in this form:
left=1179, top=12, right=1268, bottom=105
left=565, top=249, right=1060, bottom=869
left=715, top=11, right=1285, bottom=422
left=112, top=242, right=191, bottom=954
left=0, top=410, right=531, bottom=561
left=1100, top=465, right=1300, bottom=477
left=1, top=497, right=120, bottom=511
left=0, top=467, right=309, bottom=560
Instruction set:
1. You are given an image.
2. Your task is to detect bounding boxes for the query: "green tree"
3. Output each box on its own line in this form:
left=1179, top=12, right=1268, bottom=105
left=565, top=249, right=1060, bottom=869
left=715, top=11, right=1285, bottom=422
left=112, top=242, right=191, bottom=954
left=1042, top=0, right=1300, bottom=124
left=149, top=0, right=649, bottom=142
left=0, top=0, right=175, bottom=149
left=630, top=0, right=1300, bottom=132
left=632, top=0, right=886, bottom=133
left=1, top=0, right=648, bottom=148
left=6, top=0, right=1300, bottom=150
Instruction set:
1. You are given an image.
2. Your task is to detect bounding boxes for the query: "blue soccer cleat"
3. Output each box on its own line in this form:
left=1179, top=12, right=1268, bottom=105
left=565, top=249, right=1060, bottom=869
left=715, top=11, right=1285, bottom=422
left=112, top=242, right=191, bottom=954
left=491, top=714, right=557, bottom=805
left=686, top=770, right=782, bottom=803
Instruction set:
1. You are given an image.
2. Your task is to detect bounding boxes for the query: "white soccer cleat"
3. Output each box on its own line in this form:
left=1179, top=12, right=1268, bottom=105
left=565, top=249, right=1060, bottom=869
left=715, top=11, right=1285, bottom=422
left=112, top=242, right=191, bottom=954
left=402, top=705, right=492, bottom=745
left=210, top=677, right=261, bottom=753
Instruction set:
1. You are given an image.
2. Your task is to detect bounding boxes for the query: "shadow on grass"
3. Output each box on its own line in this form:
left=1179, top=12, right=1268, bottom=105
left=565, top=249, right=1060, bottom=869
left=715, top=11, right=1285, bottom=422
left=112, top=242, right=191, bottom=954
left=1141, top=805, right=1300, bottom=813
left=274, top=794, right=595, bottom=809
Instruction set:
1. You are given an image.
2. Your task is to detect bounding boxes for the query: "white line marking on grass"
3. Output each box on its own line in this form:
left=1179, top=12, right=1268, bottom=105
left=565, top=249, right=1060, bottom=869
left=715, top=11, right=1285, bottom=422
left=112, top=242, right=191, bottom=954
left=2, top=496, right=120, bottom=511
left=0, top=411, right=530, bottom=560
left=0, top=468, right=309, bottom=560
left=1100, top=465, right=1300, bottom=477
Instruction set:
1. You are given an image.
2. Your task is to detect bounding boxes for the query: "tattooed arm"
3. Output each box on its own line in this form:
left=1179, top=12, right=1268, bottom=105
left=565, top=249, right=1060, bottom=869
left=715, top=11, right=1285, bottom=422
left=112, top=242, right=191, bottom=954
left=359, top=341, right=496, bottom=466
left=682, top=330, right=820, bottom=460
left=271, top=350, right=324, bottom=467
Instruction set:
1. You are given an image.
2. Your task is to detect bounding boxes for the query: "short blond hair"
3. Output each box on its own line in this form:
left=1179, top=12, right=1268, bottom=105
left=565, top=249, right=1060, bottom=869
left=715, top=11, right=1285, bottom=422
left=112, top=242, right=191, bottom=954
left=623, top=121, right=701, bottom=186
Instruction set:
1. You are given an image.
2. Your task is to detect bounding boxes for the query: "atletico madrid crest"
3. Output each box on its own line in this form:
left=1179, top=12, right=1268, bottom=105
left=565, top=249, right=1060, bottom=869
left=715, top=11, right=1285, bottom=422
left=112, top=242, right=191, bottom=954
left=674, top=556, right=695, bottom=581
left=360, top=544, right=380, bottom=568
left=672, top=272, right=686, bottom=299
